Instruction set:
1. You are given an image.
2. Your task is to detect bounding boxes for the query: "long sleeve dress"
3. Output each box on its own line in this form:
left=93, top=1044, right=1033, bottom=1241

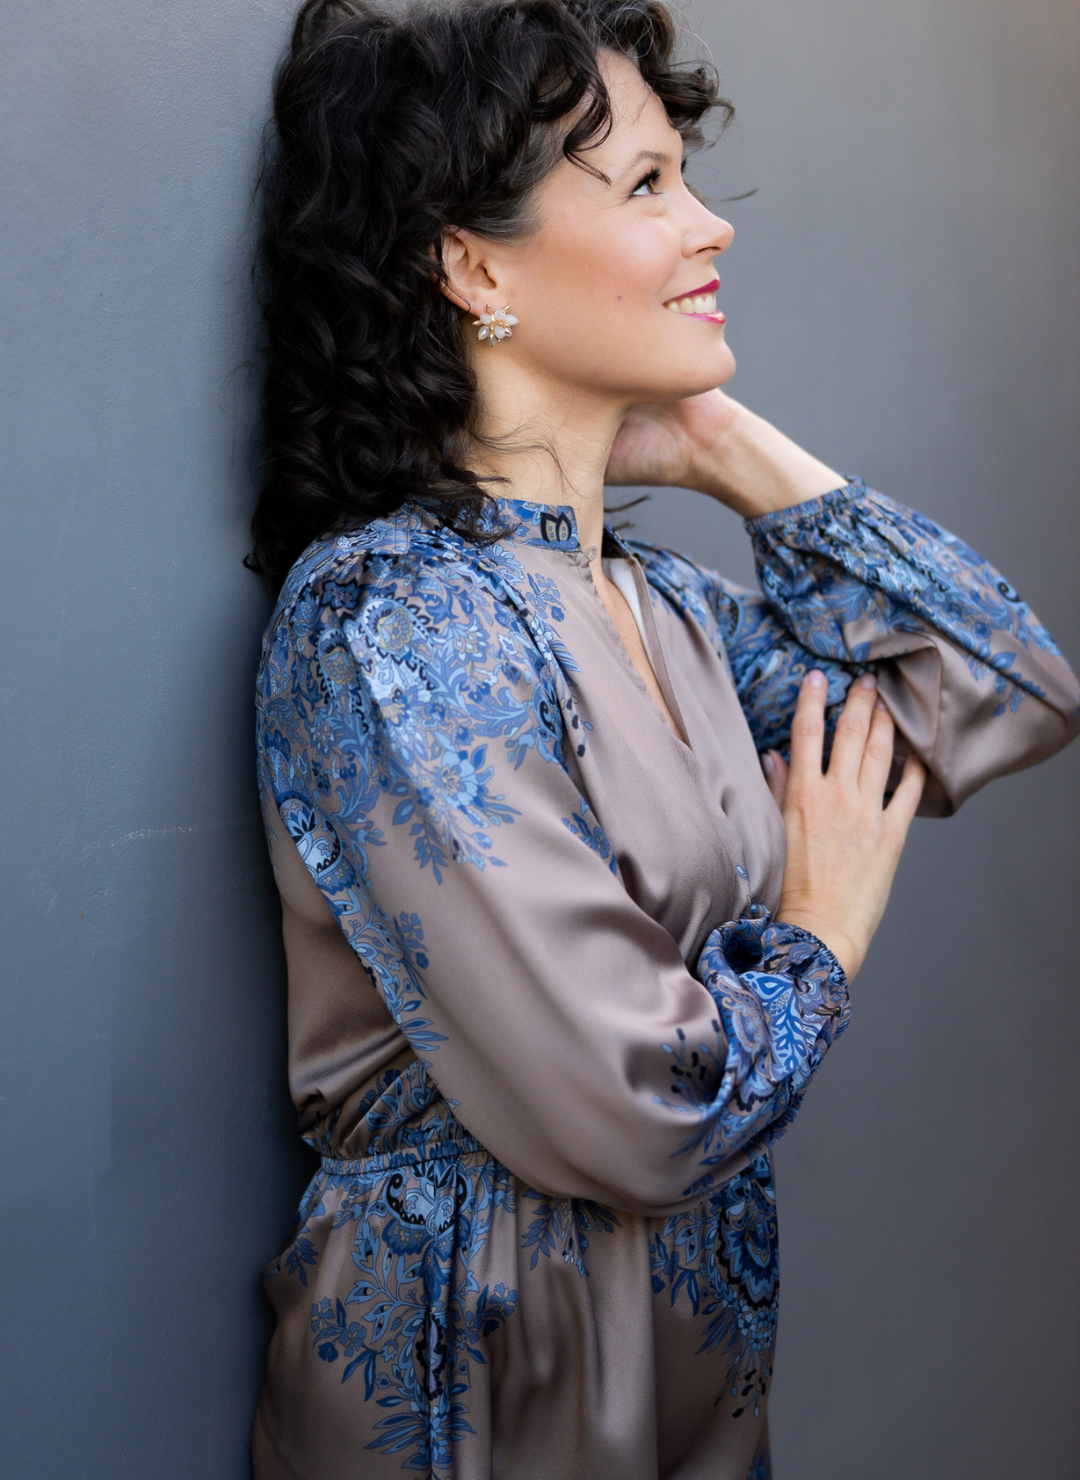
left=251, top=479, right=1079, bottom=1480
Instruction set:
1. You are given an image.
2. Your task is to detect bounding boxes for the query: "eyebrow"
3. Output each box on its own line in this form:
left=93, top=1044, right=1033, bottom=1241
left=588, top=146, right=674, bottom=191
left=623, top=149, right=671, bottom=173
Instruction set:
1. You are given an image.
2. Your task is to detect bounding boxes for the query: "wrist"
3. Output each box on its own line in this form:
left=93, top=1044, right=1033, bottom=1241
left=689, top=399, right=847, bottom=519
left=775, top=903, right=863, bottom=982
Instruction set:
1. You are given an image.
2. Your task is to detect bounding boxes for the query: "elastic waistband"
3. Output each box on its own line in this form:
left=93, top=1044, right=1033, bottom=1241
left=320, top=1135, right=487, bottom=1179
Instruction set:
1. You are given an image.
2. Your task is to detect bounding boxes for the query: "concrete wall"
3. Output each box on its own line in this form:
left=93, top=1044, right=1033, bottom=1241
left=1, top=1, right=1076, bottom=1475
left=0, top=4, right=308, bottom=1475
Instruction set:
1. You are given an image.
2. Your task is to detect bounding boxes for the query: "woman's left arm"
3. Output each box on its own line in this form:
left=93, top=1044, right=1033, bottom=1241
left=740, top=482, right=1079, bottom=813
left=611, top=393, right=1080, bottom=814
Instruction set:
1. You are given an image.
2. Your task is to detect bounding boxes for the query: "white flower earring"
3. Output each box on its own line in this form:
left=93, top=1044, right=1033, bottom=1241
left=473, top=304, right=518, bottom=344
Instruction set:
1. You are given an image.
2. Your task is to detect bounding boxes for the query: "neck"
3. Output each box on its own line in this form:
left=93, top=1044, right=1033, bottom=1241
left=466, top=358, right=628, bottom=557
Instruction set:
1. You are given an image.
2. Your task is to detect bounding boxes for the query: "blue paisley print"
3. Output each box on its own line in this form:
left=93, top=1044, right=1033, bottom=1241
left=662, top=908, right=849, bottom=1180
left=519, top=1190, right=622, bottom=1278
left=651, top=1154, right=779, bottom=1412
left=255, top=480, right=1077, bottom=1476
left=633, top=478, right=1068, bottom=752
left=260, top=518, right=568, bottom=1064
left=281, top=1149, right=517, bottom=1471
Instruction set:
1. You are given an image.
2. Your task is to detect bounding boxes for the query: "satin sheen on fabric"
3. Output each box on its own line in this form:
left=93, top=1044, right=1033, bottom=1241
left=252, top=482, right=1079, bottom=1480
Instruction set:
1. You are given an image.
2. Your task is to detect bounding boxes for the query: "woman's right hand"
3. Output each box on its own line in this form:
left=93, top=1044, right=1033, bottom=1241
left=763, top=670, right=926, bottom=981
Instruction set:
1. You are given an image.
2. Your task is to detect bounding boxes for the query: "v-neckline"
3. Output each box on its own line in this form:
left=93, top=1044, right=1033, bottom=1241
left=586, top=552, right=694, bottom=752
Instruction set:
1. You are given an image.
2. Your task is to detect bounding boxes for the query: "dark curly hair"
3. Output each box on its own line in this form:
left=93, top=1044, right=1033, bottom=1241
left=249, top=0, right=729, bottom=585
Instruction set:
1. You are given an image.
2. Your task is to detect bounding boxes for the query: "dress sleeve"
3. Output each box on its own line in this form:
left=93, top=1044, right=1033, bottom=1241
left=258, top=546, right=849, bottom=1217
left=642, top=479, right=1080, bottom=816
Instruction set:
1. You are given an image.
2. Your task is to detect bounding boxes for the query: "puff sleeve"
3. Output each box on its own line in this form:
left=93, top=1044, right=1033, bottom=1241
left=637, top=479, right=1080, bottom=815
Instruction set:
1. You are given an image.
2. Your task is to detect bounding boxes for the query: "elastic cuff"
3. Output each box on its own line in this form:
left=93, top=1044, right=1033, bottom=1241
left=769, top=921, right=850, bottom=994
left=743, top=475, right=866, bottom=535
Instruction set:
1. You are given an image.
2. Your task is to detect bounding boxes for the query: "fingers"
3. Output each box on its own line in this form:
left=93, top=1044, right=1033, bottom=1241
left=761, top=749, right=789, bottom=807
left=788, top=670, right=828, bottom=779
left=884, top=752, right=927, bottom=833
left=826, top=672, right=879, bottom=783
left=857, top=698, right=896, bottom=798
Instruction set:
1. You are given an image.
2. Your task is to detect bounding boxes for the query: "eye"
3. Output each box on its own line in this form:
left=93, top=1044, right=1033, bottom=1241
left=630, top=166, right=663, bottom=197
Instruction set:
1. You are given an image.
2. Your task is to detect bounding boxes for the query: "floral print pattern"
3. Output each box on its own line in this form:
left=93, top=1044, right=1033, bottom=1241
left=634, top=478, right=1074, bottom=756
left=651, top=1154, right=779, bottom=1412
left=254, top=482, right=1079, bottom=1479
left=294, top=1152, right=517, bottom=1471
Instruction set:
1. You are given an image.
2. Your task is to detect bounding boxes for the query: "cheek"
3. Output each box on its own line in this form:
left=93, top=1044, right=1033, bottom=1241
left=519, top=214, right=677, bottom=321
left=603, top=224, right=679, bottom=307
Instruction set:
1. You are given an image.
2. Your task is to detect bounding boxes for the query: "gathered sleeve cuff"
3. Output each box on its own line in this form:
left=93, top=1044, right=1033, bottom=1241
left=677, top=909, right=849, bottom=1187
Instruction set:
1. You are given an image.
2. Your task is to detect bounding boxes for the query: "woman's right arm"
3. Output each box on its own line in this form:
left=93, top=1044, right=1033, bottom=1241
left=258, top=546, right=909, bottom=1216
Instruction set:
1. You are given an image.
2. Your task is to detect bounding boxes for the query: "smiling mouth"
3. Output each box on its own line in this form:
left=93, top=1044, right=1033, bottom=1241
left=663, top=277, right=724, bottom=319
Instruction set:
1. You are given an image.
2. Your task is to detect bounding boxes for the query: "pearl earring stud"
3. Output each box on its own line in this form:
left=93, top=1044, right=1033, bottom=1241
left=473, top=304, right=518, bottom=344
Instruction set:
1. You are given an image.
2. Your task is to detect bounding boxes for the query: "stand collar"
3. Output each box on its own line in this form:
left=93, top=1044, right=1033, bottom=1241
left=493, top=498, right=634, bottom=559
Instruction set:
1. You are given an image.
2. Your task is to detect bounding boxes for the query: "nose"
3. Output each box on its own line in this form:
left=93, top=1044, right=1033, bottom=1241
left=683, top=205, right=734, bottom=261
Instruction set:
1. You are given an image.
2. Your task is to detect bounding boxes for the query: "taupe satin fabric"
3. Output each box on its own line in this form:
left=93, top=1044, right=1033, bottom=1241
left=252, top=487, right=1079, bottom=1479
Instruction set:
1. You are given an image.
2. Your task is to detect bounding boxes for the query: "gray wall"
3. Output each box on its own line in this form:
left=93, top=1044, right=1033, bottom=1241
left=0, top=3, right=307, bottom=1476
left=0, top=1, right=1076, bottom=1477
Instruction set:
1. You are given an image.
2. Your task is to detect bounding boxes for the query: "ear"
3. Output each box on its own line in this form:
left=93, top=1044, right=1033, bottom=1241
left=437, top=227, right=503, bottom=317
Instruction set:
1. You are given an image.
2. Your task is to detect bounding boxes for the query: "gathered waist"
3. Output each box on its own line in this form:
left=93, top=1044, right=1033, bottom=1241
left=320, top=1132, right=487, bottom=1179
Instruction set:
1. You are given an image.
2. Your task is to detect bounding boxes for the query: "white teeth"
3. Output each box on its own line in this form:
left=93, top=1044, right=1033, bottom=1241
left=666, top=291, right=718, bottom=315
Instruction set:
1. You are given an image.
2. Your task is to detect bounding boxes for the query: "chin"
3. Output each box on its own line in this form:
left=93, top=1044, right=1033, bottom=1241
left=653, top=342, right=736, bottom=400
left=695, top=344, right=736, bottom=391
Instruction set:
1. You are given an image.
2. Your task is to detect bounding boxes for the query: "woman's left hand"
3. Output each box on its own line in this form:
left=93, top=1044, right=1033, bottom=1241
left=605, top=389, right=739, bottom=492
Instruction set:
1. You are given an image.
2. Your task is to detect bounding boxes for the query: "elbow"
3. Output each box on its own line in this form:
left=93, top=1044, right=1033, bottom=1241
left=923, top=701, right=1080, bottom=815
left=522, top=1107, right=755, bottom=1219
left=568, top=1140, right=758, bottom=1219
left=593, top=1161, right=703, bottom=1219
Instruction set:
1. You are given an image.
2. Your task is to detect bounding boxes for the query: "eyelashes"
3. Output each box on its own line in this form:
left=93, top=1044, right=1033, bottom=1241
left=630, top=166, right=663, bottom=197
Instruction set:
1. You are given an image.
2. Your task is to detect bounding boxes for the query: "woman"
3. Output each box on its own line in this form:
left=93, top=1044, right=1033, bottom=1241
left=249, top=1, right=1079, bottom=1476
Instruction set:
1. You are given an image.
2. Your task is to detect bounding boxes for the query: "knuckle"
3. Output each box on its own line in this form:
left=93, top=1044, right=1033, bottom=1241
left=842, top=683, right=873, bottom=707
left=792, top=714, right=823, bottom=736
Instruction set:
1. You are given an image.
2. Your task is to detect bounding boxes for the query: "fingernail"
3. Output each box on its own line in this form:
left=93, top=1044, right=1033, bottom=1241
left=875, top=697, right=886, bottom=710
left=857, top=673, right=877, bottom=690
left=762, top=752, right=774, bottom=776
left=806, top=670, right=826, bottom=688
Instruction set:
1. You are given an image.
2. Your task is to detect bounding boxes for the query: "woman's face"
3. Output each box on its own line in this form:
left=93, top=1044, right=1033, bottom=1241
left=448, top=50, right=736, bottom=408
